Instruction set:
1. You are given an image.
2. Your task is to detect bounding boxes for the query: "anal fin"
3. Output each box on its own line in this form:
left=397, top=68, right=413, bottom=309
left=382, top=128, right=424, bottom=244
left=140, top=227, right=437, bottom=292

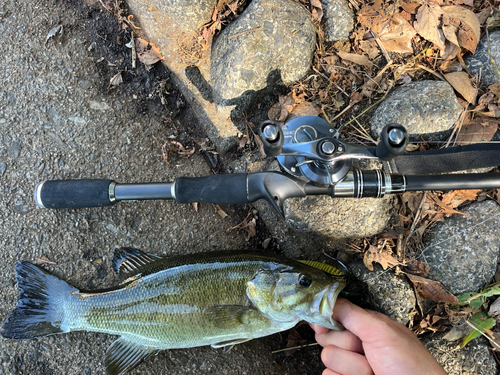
left=105, top=337, right=157, bottom=375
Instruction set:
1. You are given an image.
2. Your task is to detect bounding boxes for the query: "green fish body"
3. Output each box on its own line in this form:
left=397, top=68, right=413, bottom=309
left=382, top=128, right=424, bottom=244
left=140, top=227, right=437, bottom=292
left=1, top=248, right=348, bottom=375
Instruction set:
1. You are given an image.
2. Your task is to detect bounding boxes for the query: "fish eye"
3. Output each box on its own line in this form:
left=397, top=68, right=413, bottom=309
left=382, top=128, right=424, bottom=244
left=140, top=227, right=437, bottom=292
left=298, top=274, right=312, bottom=287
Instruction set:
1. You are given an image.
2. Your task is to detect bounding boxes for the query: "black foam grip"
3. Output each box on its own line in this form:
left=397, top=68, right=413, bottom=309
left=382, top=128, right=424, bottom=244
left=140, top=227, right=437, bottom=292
left=36, top=179, right=114, bottom=208
left=175, top=174, right=248, bottom=204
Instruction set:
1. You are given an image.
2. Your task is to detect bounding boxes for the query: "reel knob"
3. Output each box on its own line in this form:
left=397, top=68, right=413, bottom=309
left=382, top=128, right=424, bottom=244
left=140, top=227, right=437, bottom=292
left=258, top=120, right=284, bottom=157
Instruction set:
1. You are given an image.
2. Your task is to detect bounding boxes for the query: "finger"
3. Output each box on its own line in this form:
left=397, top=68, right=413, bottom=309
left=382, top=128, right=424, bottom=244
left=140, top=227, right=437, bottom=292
left=321, top=345, right=373, bottom=375
left=323, top=369, right=342, bottom=375
left=310, top=323, right=330, bottom=335
left=315, top=329, right=364, bottom=354
left=332, top=298, right=396, bottom=341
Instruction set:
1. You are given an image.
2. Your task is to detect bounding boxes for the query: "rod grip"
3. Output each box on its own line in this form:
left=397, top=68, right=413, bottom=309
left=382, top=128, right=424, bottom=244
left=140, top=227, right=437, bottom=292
left=175, top=174, right=248, bottom=204
left=34, top=179, right=115, bottom=208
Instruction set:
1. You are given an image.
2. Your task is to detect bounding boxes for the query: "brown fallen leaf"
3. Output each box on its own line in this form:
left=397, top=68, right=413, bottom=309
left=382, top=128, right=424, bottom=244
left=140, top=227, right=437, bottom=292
left=441, top=189, right=481, bottom=209
left=442, top=5, right=481, bottom=54
left=288, top=101, right=321, bottom=119
left=310, top=0, right=323, bottom=21
left=404, top=259, right=430, bottom=278
left=268, top=93, right=296, bottom=122
left=34, top=256, right=56, bottom=266
left=444, top=71, right=476, bottom=103
left=361, top=12, right=416, bottom=53
left=414, top=3, right=446, bottom=50
left=407, top=274, right=460, bottom=304
left=363, top=244, right=399, bottom=271
left=135, top=38, right=164, bottom=66
left=456, top=117, right=499, bottom=145
left=284, top=329, right=308, bottom=356
left=337, top=50, right=374, bottom=68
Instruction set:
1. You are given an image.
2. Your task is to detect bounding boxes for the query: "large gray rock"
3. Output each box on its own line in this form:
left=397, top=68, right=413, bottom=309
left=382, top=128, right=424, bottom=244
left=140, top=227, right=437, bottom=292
left=320, top=0, right=354, bottom=42
left=423, top=200, right=500, bottom=295
left=127, top=0, right=217, bottom=35
left=371, top=81, right=463, bottom=140
left=350, top=262, right=416, bottom=325
left=465, top=31, right=500, bottom=88
left=210, top=0, right=315, bottom=109
left=423, top=335, right=498, bottom=375
left=248, top=159, right=395, bottom=240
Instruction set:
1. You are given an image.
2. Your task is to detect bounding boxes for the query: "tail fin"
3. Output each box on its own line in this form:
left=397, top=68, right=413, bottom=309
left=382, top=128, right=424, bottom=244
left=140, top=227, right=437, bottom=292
left=1, top=261, right=77, bottom=339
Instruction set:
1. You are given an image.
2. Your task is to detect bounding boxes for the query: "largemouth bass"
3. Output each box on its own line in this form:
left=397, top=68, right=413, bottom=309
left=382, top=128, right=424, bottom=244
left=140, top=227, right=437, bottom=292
left=1, top=248, right=349, bottom=375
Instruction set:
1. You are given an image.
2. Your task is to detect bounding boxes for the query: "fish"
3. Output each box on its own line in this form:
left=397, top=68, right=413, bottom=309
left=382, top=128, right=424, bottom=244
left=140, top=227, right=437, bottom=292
left=1, top=248, right=350, bottom=375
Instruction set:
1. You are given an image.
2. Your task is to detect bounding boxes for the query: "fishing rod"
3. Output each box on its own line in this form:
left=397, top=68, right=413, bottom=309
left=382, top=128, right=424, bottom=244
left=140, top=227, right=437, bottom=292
left=33, top=116, right=500, bottom=219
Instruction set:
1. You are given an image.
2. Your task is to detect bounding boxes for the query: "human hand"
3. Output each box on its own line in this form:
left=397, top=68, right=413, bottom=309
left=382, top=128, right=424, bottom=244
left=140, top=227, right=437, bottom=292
left=310, top=298, right=446, bottom=375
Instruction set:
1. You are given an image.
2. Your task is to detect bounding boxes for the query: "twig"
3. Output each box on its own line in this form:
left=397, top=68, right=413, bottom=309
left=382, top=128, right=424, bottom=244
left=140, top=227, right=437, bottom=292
left=340, top=96, right=386, bottom=128
left=402, top=191, right=427, bottom=256
left=465, top=320, right=500, bottom=350
left=131, top=32, right=136, bottom=69
left=229, top=27, right=263, bottom=39
left=414, top=64, right=446, bottom=81
left=369, top=29, right=390, bottom=63
left=445, top=104, right=469, bottom=148
left=271, top=342, right=319, bottom=354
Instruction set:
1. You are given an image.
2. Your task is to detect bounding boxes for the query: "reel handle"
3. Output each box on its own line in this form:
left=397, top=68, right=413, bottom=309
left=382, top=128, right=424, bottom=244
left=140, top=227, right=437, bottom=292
left=375, top=123, right=408, bottom=161
left=258, top=120, right=284, bottom=157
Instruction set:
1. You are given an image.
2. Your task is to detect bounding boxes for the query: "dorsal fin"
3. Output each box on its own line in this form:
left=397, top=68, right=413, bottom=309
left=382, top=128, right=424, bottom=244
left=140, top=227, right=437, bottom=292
left=105, top=337, right=157, bottom=375
left=298, top=259, right=348, bottom=277
left=111, top=247, right=161, bottom=279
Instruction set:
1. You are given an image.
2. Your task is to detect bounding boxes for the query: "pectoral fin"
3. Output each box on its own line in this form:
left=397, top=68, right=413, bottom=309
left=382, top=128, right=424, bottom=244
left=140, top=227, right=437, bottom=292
left=204, top=305, right=267, bottom=329
left=211, top=338, right=252, bottom=348
left=105, top=337, right=157, bottom=375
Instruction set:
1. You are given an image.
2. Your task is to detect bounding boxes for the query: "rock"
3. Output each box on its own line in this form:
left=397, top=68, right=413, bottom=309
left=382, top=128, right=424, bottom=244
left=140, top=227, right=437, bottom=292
left=320, top=0, right=354, bottom=42
left=248, top=159, right=395, bottom=239
left=8, top=142, right=21, bottom=158
left=210, top=0, right=315, bottom=110
left=423, top=200, right=500, bottom=295
left=465, top=31, right=500, bottom=88
left=349, top=262, right=416, bottom=325
left=423, top=335, right=498, bottom=375
left=370, top=81, right=462, bottom=140
left=127, top=0, right=216, bottom=35
left=0, top=163, right=5, bottom=176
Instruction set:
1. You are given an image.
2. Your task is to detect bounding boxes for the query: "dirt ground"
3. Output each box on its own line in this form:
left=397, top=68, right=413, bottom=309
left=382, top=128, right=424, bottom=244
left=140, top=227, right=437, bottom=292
left=0, top=0, right=328, bottom=374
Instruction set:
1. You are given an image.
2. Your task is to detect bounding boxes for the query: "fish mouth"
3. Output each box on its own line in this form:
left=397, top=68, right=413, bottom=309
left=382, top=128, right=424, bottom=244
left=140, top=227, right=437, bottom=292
left=308, top=282, right=345, bottom=330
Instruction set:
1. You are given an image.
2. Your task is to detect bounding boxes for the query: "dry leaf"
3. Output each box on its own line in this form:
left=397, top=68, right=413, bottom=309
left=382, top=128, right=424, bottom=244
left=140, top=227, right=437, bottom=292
left=109, top=72, right=123, bottom=87
left=404, top=259, right=430, bottom=278
left=363, top=244, right=399, bottom=271
left=217, top=208, right=228, bottom=218
left=135, top=38, right=164, bottom=66
left=441, top=189, right=480, bottom=209
left=268, top=93, right=296, bottom=122
left=362, top=12, right=416, bottom=53
left=337, top=51, right=374, bottom=68
left=414, top=3, right=446, bottom=50
left=289, top=101, right=321, bottom=118
left=284, top=329, right=308, bottom=356
left=407, top=274, right=460, bottom=304
left=444, top=71, right=476, bottom=103
left=310, top=0, right=323, bottom=21
left=456, top=118, right=499, bottom=145
left=34, top=256, right=56, bottom=265
left=443, top=6, right=481, bottom=53
left=191, top=202, right=199, bottom=212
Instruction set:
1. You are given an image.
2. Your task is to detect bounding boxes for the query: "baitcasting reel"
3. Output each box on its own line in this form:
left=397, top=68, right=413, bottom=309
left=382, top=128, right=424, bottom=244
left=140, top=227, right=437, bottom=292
left=258, top=116, right=408, bottom=186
